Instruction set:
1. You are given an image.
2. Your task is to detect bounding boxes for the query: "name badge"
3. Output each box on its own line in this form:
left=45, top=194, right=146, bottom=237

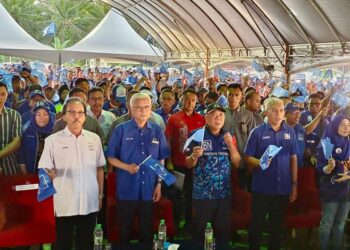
left=88, top=143, right=94, bottom=151
left=284, top=133, right=290, bottom=140
left=152, top=138, right=159, bottom=144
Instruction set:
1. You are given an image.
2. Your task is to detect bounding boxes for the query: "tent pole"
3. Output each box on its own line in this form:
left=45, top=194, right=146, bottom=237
left=205, top=48, right=209, bottom=78
left=284, top=43, right=290, bottom=83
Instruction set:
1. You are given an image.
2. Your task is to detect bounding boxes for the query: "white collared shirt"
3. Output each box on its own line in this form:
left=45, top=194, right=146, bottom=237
left=87, top=109, right=116, bottom=137
left=38, top=127, right=106, bottom=217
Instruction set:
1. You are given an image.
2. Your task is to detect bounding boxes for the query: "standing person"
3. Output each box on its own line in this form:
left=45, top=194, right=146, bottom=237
left=224, top=83, right=256, bottom=190
left=165, top=87, right=205, bottom=230
left=317, top=115, right=350, bottom=250
left=87, top=87, right=116, bottom=137
left=38, top=97, right=105, bottom=250
left=52, top=87, right=105, bottom=141
left=155, top=89, right=176, bottom=125
left=0, top=82, right=22, bottom=176
left=18, top=101, right=55, bottom=174
left=244, top=97, right=298, bottom=250
left=107, top=93, right=170, bottom=248
left=186, top=103, right=240, bottom=249
left=300, top=93, right=329, bottom=166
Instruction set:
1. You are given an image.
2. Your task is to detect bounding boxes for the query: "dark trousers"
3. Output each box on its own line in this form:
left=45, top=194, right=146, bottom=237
left=238, top=168, right=252, bottom=191
left=117, top=200, right=153, bottom=243
left=249, top=193, right=289, bottom=250
left=54, top=212, right=97, bottom=250
left=193, top=198, right=231, bottom=249
left=172, top=166, right=193, bottom=227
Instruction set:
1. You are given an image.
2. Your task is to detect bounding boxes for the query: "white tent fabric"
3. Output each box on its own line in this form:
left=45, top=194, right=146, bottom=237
left=0, top=3, right=59, bottom=63
left=61, top=9, right=163, bottom=63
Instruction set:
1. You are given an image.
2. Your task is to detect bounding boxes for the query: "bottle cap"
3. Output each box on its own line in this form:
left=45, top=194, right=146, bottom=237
left=206, top=222, right=212, bottom=227
left=160, top=219, right=165, bottom=224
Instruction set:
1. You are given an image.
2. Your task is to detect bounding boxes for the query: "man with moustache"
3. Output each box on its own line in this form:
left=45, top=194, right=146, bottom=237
left=38, top=97, right=105, bottom=250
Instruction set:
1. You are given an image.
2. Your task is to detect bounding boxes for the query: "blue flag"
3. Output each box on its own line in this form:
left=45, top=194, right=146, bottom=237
left=184, top=69, right=195, bottom=86
left=260, top=145, right=282, bottom=170
left=183, top=127, right=205, bottom=152
left=321, top=137, right=334, bottom=159
left=252, top=60, right=265, bottom=72
left=216, top=94, right=228, bottom=107
left=322, top=69, right=333, bottom=81
left=42, top=22, right=56, bottom=37
left=271, top=86, right=289, bottom=98
left=332, top=92, right=350, bottom=109
left=37, top=169, right=56, bottom=202
left=293, top=95, right=307, bottom=104
left=139, top=156, right=176, bottom=186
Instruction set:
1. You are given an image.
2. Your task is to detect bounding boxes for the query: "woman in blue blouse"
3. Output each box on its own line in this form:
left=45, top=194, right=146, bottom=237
left=19, top=101, right=55, bottom=174
left=317, top=114, right=350, bottom=250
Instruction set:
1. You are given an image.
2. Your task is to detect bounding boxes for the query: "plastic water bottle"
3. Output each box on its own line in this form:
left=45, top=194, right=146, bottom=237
left=204, top=222, right=214, bottom=250
left=94, top=224, right=103, bottom=250
left=153, top=234, right=159, bottom=250
left=158, top=219, right=167, bottom=250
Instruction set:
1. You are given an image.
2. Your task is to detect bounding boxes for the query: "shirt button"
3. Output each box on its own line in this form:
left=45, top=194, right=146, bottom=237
left=142, top=152, right=145, bottom=154
left=141, top=142, right=144, bottom=145
left=142, top=171, right=145, bottom=174
left=142, top=181, right=145, bottom=184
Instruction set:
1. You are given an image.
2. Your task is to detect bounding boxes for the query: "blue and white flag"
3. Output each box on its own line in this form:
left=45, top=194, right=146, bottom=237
left=321, top=137, right=334, bottom=159
left=260, top=145, right=282, bottom=170
left=332, top=92, right=350, bottom=109
left=139, top=155, right=176, bottom=186
left=37, top=169, right=56, bottom=202
left=42, top=22, right=56, bottom=37
left=184, top=69, right=195, bottom=86
left=183, top=127, right=205, bottom=152
left=217, top=94, right=228, bottom=107
left=271, top=86, right=289, bottom=98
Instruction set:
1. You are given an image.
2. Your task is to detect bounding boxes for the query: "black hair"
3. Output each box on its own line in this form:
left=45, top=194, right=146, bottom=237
left=88, top=87, right=104, bottom=99
left=227, top=83, right=243, bottom=92
left=69, top=87, right=87, bottom=98
left=0, top=82, right=8, bottom=93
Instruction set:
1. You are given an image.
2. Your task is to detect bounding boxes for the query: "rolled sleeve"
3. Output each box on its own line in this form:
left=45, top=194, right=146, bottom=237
left=38, top=137, right=55, bottom=170
left=244, top=128, right=258, bottom=157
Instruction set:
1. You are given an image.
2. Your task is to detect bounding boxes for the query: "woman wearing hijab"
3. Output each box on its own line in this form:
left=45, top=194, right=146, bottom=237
left=19, top=101, right=55, bottom=174
left=316, top=115, right=350, bottom=250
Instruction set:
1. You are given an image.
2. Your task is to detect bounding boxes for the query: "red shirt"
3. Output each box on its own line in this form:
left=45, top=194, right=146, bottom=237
left=165, top=111, right=205, bottom=167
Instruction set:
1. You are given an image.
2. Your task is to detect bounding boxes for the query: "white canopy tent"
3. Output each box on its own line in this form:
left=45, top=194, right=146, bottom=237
left=0, top=3, right=59, bottom=64
left=61, top=9, right=163, bottom=63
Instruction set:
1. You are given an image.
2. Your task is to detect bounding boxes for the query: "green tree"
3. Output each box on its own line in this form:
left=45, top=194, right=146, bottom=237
left=0, top=0, right=110, bottom=48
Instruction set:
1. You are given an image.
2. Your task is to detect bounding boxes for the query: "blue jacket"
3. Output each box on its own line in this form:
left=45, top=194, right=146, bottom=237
left=18, top=126, right=40, bottom=174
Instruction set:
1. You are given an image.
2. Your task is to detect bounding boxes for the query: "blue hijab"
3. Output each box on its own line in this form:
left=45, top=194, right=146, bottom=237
left=323, top=115, right=350, bottom=161
left=30, top=107, right=55, bottom=135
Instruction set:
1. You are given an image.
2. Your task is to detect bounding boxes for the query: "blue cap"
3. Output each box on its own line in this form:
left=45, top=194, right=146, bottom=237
left=33, top=101, right=50, bottom=113
left=285, top=103, right=299, bottom=113
left=30, top=90, right=45, bottom=99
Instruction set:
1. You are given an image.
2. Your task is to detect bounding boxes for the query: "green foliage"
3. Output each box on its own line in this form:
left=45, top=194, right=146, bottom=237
left=0, top=0, right=110, bottom=48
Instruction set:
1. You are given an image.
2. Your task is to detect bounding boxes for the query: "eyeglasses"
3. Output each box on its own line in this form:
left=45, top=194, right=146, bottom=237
left=66, top=110, right=85, bottom=117
left=132, top=105, right=151, bottom=111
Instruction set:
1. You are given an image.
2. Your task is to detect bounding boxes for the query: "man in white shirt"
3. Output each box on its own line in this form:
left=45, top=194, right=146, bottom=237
left=87, top=87, right=116, bottom=138
left=38, top=97, right=105, bottom=250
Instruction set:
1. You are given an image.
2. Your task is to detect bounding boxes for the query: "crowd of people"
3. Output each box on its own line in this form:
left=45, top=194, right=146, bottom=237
left=0, top=62, right=350, bottom=250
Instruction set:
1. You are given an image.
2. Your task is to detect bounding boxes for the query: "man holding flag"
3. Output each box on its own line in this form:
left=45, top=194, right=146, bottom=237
left=185, top=103, right=240, bottom=249
left=165, top=87, right=205, bottom=231
left=107, top=92, right=170, bottom=248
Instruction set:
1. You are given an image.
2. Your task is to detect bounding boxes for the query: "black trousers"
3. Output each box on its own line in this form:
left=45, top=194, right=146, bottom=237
left=117, top=200, right=153, bottom=244
left=172, top=166, right=193, bottom=227
left=193, top=198, right=231, bottom=248
left=54, top=212, right=97, bottom=250
left=249, top=193, right=289, bottom=250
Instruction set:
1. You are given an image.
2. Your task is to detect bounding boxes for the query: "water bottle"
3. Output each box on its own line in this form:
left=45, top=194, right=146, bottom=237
left=94, top=224, right=103, bottom=250
left=153, top=234, right=159, bottom=250
left=204, top=222, right=214, bottom=250
left=158, top=219, right=167, bottom=250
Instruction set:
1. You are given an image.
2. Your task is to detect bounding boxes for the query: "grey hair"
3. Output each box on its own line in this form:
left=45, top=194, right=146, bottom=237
left=264, top=97, right=284, bottom=111
left=130, top=92, right=151, bottom=107
left=62, top=97, right=87, bottom=115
